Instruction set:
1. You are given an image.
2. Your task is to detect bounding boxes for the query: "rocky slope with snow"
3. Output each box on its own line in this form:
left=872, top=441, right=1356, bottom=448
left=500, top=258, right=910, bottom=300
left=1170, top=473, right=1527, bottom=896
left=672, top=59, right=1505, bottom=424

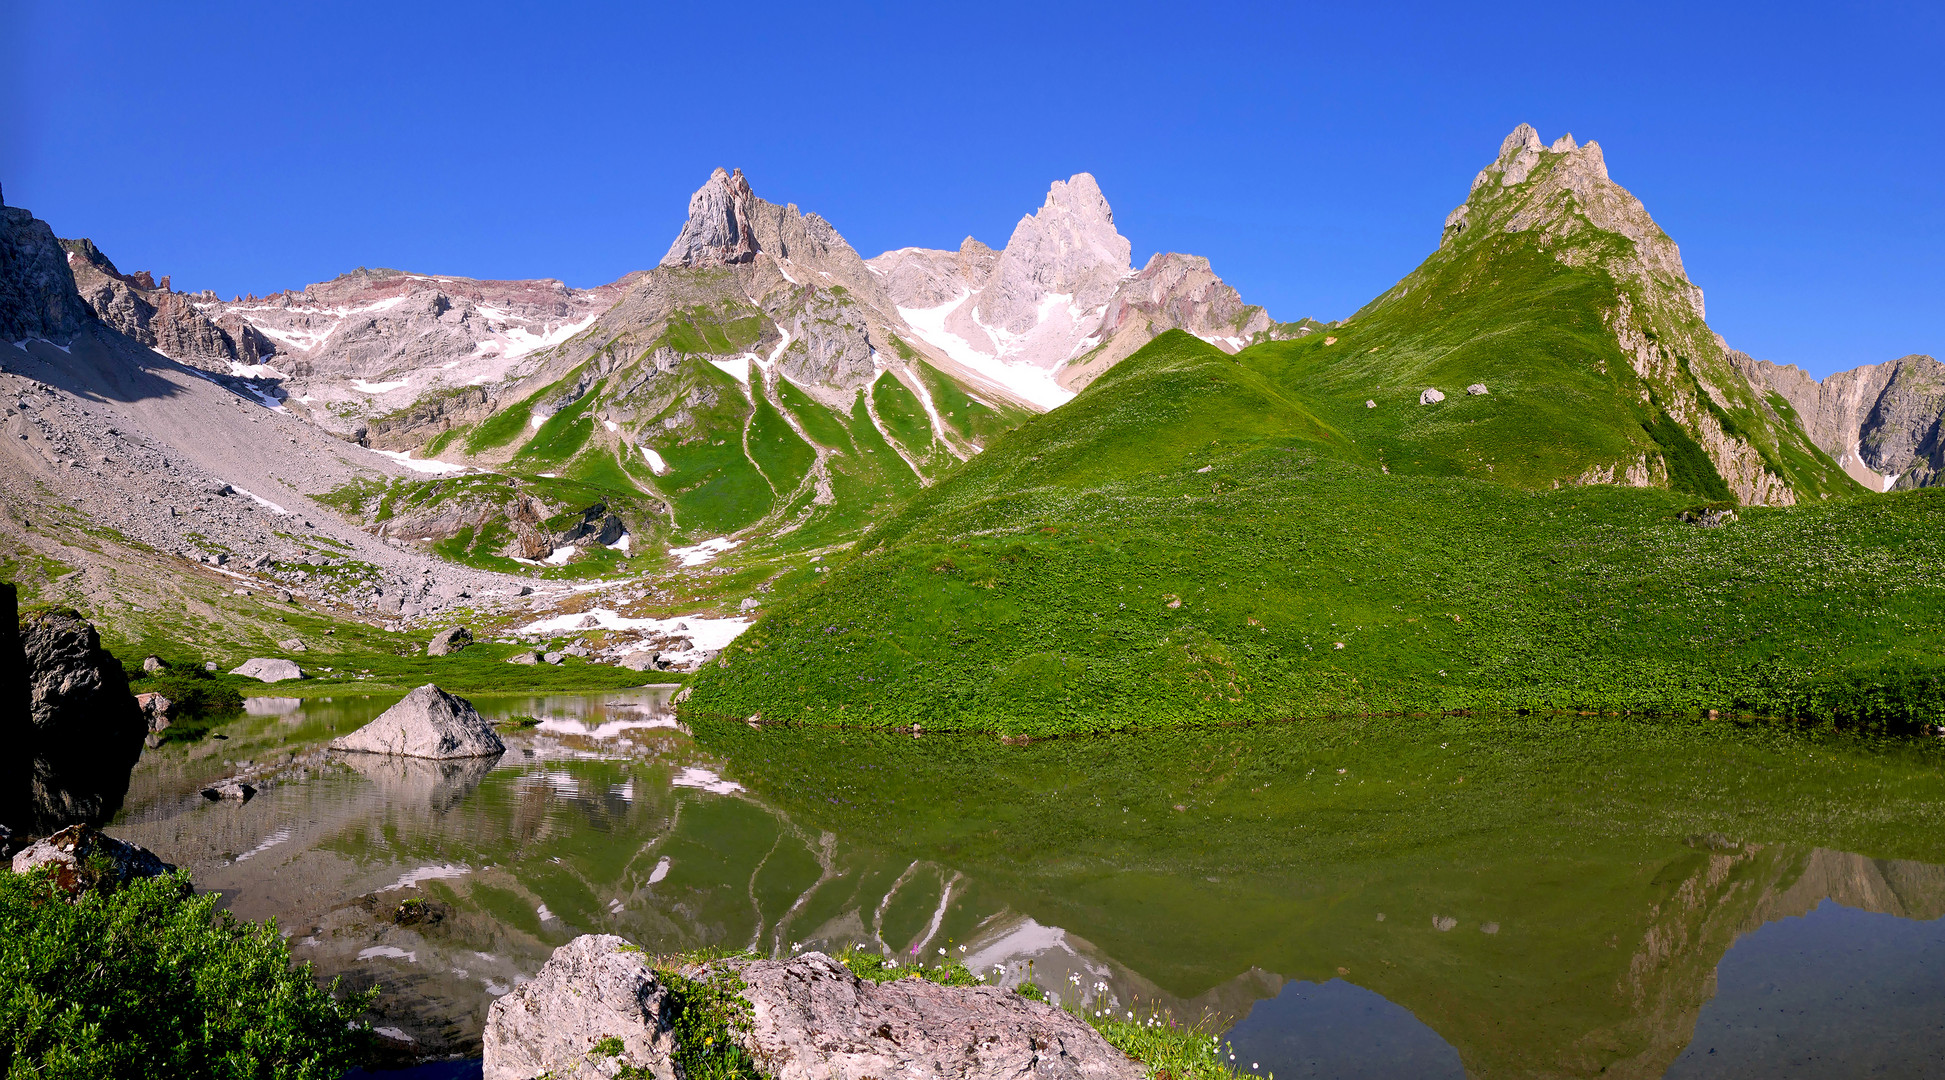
left=871, top=174, right=1289, bottom=407
left=1733, top=351, right=1945, bottom=491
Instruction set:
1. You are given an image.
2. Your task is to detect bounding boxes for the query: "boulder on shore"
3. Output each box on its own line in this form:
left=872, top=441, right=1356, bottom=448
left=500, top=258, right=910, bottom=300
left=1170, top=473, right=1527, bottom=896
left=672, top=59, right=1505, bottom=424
left=483, top=934, right=677, bottom=1080
left=11, top=824, right=175, bottom=893
left=20, top=607, right=146, bottom=834
left=710, top=951, right=1144, bottom=1080
left=619, top=651, right=661, bottom=672
left=231, top=657, right=303, bottom=682
left=427, top=627, right=473, bottom=656
left=329, top=684, right=505, bottom=759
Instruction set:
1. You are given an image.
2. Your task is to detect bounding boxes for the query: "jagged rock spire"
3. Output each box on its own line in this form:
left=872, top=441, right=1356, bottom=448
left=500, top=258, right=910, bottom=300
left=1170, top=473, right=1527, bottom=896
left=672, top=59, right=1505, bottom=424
left=661, top=167, right=759, bottom=268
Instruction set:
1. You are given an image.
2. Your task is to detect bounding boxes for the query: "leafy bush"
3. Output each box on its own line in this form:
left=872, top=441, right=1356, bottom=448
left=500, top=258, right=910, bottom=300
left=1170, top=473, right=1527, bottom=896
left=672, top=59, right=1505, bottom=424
left=1757, top=661, right=1945, bottom=733
left=0, top=869, right=373, bottom=1079
left=129, top=665, right=245, bottom=726
left=654, top=966, right=762, bottom=1080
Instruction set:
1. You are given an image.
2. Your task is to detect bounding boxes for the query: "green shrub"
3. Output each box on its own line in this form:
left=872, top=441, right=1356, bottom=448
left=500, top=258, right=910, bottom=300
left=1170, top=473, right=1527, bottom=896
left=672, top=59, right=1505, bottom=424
left=0, top=869, right=373, bottom=1079
left=655, top=966, right=761, bottom=1080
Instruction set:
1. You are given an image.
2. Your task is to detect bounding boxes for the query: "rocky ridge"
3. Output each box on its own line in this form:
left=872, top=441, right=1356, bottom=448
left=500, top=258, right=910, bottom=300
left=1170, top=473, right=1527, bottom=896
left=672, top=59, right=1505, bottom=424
left=1397, top=124, right=1852, bottom=505
left=1733, top=351, right=1945, bottom=491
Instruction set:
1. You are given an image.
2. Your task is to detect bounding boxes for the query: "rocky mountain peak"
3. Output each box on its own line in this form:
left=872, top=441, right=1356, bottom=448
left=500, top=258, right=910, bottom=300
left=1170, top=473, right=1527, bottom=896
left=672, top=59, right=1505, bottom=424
left=661, top=167, right=760, bottom=268
left=2, top=204, right=93, bottom=341
left=1443, top=124, right=1699, bottom=320
left=976, top=172, right=1134, bottom=335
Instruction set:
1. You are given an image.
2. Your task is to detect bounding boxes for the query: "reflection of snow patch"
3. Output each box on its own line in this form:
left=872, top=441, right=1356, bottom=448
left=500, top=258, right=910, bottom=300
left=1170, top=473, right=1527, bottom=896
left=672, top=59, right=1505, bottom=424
left=537, top=903, right=555, bottom=921
left=964, top=917, right=1076, bottom=973
left=671, top=766, right=744, bottom=795
left=517, top=609, right=749, bottom=651
left=382, top=864, right=470, bottom=891
left=243, top=696, right=303, bottom=715
left=668, top=537, right=739, bottom=567
left=649, top=856, right=671, bottom=883
left=641, top=446, right=669, bottom=474
left=373, top=1026, right=415, bottom=1043
left=234, top=827, right=292, bottom=863
left=358, top=945, right=418, bottom=962
left=534, top=714, right=680, bottom=739
left=484, top=980, right=511, bottom=996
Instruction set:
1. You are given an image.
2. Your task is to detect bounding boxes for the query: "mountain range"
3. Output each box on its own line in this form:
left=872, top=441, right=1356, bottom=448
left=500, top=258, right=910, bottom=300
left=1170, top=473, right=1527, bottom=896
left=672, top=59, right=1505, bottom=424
left=1, top=128, right=1942, bottom=721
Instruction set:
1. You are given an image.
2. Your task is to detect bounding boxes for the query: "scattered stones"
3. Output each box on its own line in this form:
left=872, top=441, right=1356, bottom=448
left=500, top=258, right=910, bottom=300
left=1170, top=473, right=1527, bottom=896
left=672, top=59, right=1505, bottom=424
left=1419, top=387, right=1445, bottom=405
left=1680, top=508, right=1739, bottom=527
left=276, top=637, right=306, bottom=652
left=1365, top=399, right=1377, bottom=408
left=1333, top=642, right=1346, bottom=650
left=483, top=934, right=677, bottom=1080
left=200, top=778, right=255, bottom=802
left=1466, top=383, right=1489, bottom=395
left=543, top=651, right=564, bottom=665
left=203, top=661, right=218, bottom=672
left=505, top=651, right=540, bottom=665
left=10, top=824, right=175, bottom=893
left=328, top=683, right=505, bottom=759
left=231, top=657, right=304, bottom=682
left=574, top=615, right=601, bottom=629
left=619, top=651, right=661, bottom=672
left=426, top=626, right=473, bottom=657
left=141, top=655, right=165, bottom=674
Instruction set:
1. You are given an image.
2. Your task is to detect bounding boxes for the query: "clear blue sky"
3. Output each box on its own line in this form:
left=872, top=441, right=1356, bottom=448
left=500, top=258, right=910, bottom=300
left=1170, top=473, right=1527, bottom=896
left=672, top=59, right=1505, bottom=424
left=6, top=1, right=1938, bottom=378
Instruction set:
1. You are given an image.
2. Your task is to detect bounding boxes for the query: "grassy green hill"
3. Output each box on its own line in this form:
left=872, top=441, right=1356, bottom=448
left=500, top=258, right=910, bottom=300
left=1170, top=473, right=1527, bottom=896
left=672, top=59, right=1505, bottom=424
left=685, top=332, right=1945, bottom=733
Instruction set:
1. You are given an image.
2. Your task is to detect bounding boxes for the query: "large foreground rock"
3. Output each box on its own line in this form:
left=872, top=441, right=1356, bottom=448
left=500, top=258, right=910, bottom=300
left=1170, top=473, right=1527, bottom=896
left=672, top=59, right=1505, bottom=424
left=711, top=952, right=1142, bottom=1080
left=11, top=824, right=176, bottom=893
left=329, top=684, right=505, bottom=759
left=20, top=607, right=146, bottom=834
left=231, top=657, right=304, bottom=682
left=483, top=934, right=677, bottom=1080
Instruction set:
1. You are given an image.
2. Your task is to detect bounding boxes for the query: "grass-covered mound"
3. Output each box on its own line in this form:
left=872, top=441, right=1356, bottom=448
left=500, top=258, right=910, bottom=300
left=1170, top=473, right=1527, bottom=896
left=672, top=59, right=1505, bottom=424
left=686, top=333, right=1945, bottom=733
left=0, top=869, right=372, bottom=1078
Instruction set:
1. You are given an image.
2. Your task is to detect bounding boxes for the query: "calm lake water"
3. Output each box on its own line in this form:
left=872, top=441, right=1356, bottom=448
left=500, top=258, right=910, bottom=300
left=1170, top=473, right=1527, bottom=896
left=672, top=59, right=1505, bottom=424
left=110, top=692, right=1945, bottom=1079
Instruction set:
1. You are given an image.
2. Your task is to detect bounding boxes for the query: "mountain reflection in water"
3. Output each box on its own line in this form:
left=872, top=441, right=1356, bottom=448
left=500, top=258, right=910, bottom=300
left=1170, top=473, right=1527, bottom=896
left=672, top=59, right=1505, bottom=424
left=107, top=691, right=1945, bottom=1077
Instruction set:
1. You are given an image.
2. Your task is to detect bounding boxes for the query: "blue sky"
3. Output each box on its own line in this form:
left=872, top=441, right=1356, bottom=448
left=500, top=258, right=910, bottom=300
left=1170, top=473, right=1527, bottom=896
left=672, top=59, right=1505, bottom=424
left=6, top=1, right=1938, bottom=378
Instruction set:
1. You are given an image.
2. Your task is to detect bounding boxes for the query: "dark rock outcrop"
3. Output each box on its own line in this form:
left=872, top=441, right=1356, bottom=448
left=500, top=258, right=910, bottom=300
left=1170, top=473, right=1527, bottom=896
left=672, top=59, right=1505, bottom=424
left=1, top=199, right=93, bottom=341
left=61, top=237, right=280, bottom=371
left=21, top=608, right=147, bottom=834
left=0, top=583, right=29, bottom=835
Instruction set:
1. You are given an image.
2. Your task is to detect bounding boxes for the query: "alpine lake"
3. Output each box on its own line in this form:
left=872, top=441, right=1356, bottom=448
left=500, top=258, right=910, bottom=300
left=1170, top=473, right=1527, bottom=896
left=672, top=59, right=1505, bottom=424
left=109, top=690, right=1945, bottom=1080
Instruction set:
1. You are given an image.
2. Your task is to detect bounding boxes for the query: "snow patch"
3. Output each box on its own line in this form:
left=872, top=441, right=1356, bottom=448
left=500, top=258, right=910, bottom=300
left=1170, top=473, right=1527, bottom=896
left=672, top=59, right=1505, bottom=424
left=543, top=544, right=577, bottom=565
left=516, top=609, right=750, bottom=651
left=710, top=356, right=751, bottom=384
left=367, top=447, right=469, bottom=475
left=358, top=946, right=418, bottom=963
left=668, top=537, right=739, bottom=567
left=649, top=856, right=672, bottom=883
left=609, top=532, right=631, bottom=552
left=641, top=446, right=670, bottom=475
left=897, top=295, right=1074, bottom=409
left=352, top=378, right=410, bottom=394
left=230, top=486, right=290, bottom=515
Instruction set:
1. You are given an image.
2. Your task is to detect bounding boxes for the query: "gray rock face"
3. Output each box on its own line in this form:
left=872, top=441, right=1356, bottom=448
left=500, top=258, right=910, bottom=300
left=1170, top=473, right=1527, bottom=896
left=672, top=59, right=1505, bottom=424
left=21, top=608, right=146, bottom=834
left=329, top=683, right=505, bottom=759
left=1733, top=351, right=1945, bottom=490
left=63, top=239, right=277, bottom=372
left=11, top=824, right=175, bottom=893
left=979, top=173, right=1133, bottom=337
left=662, top=168, right=761, bottom=269
left=483, top=934, right=677, bottom=1080
left=1, top=204, right=92, bottom=341
left=231, top=657, right=304, bottom=682
left=427, top=626, right=473, bottom=656
left=709, top=952, right=1142, bottom=1080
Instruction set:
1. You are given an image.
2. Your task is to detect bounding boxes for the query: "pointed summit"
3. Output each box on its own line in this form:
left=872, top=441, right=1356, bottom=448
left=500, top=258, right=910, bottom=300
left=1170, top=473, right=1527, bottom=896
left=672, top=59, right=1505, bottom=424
left=1441, top=124, right=1699, bottom=320
left=977, top=172, right=1133, bottom=335
left=661, top=167, right=759, bottom=268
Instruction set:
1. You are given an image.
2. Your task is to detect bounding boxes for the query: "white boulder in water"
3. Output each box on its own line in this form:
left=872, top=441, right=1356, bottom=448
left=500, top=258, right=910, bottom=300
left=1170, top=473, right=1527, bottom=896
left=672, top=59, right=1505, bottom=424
left=328, top=683, right=505, bottom=759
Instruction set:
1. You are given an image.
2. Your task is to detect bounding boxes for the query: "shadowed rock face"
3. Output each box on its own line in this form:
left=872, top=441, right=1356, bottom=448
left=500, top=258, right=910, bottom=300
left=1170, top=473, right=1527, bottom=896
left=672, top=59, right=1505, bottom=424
left=1, top=200, right=93, bottom=341
left=1733, top=351, right=1945, bottom=490
left=19, top=607, right=146, bottom=835
left=0, top=583, right=29, bottom=837
left=62, top=237, right=279, bottom=373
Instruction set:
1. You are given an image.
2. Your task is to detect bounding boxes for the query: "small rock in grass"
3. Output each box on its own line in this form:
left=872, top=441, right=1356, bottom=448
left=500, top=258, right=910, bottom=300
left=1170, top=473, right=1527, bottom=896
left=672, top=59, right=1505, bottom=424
left=1365, top=399, right=1377, bottom=408
left=231, top=657, right=303, bottom=682
left=1466, top=383, right=1489, bottom=395
left=1419, top=387, right=1445, bottom=405
left=427, top=626, right=473, bottom=656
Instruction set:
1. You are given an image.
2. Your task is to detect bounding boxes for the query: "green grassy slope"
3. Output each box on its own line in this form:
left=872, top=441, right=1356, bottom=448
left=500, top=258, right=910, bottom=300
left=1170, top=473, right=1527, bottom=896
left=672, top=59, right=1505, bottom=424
left=687, top=333, right=1945, bottom=733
